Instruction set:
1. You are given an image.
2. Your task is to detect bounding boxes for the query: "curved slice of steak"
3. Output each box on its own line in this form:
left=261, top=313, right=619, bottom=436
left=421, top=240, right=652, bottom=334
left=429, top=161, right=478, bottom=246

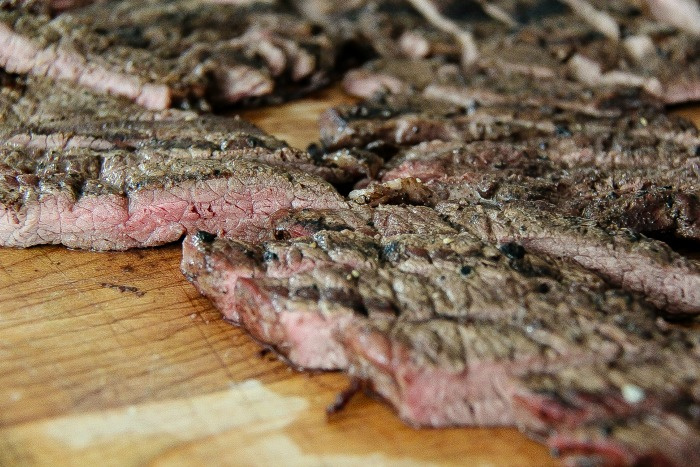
left=181, top=204, right=673, bottom=419
left=0, top=147, right=346, bottom=249
left=319, top=89, right=699, bottom=160
left=0, top=0, right=335, bottom=110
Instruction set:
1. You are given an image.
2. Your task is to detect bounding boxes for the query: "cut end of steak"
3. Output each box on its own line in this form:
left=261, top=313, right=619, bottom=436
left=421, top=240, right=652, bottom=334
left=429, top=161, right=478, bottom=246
left=342, top=321, right=517, bottom=427
left=0, top=148, right=347, bottom=250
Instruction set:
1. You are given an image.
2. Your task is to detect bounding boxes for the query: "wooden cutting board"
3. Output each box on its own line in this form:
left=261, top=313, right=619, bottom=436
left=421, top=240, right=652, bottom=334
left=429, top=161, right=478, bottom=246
left=0, top=87, right=697, bottom=467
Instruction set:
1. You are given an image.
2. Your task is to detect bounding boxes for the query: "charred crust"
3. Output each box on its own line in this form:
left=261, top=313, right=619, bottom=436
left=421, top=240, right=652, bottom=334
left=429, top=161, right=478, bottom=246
left=195, top=231, right=217, bottom=244
left=499, top=242, right=526, bottom=260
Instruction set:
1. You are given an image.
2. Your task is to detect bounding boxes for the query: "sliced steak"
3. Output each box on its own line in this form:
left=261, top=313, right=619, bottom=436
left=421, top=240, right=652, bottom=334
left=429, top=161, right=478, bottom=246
left=326, top=0, right=700, bottom=104
left=0, top=146, right=346, bottom=249
left=182, top=205, right=671, bottom=422
left=545, top=414, right=700, bottom=467
left=0, top=0, right=336, bottom=110
left=320, top=83, right=699, bottom=157
left=0, top=73, right=372, bottom=185
left=184, top=204, right=698, bottom=463
left=437, top=201, right=700, bottom=316
left=377, top=140, right=700, bottom=241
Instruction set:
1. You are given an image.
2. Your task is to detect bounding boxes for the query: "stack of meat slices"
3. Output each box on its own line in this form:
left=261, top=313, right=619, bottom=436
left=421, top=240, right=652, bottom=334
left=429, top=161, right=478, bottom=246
left=300, top=0, right=700, bottom=104
left=0, top=0, right=337, bottom=110
left=0, top=72, right=373, bottom=249
left=0, top=1, right=698, bottom=465
left=183, top=51, right=700, bottom=467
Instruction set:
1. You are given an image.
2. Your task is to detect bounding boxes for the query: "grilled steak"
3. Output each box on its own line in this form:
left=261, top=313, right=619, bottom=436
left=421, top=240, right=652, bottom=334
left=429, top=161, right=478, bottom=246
left=0, top=0, right=336, bottom=110
left=343, top=177, right=700, bottom=315
left=324, top=65, right=700, bottom=157
left=318, top=0, right=700, bottom=104
left=181, top=203, right=699, bottom=465
left=375, top=140, right=700, bottom=241
left=437, top=201, right=700, bottom=316
left=0, top=144, right=346, bottom=249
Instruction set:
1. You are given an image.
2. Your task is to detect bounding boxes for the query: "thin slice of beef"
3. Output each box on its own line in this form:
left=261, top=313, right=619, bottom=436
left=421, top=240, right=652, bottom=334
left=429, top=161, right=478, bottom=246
left=320, top=84, right=699, bottom=157
left=0, top=146, right=346, bottom=249
left=437, top=200, right=700, bottom=316
left=377, top=140, right=700, bottom=241
left=0, top=73, right=374, bottom=186
left=514, top=351, right=699, bottom=436
left=546, top=414, right=700, bottom=467
left=0, top=0, right=336, bottom=110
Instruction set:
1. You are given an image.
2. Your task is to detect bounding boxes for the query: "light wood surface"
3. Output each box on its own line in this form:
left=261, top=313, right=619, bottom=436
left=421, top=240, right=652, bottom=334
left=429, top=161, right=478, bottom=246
left=0, top=87, right=697, bottom=467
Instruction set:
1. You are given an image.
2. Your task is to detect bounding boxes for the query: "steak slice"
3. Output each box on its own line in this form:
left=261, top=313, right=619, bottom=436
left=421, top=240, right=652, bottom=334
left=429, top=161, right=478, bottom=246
left=320, top=85, right=699, bottom=157
left=184, top=204, right=698, bottom=463
left=437, top=201, right=700, bottom=316
left=182, top=204, right=669, bottom=417
left=0, top=0, right=336, bottom=110
left=378, top=140, right=700, bottom=241
left=513, top=350, right=700, bottom=466
left=0, top=73, right=370, bottom=185
left=0, top=146, right=346, bottom=249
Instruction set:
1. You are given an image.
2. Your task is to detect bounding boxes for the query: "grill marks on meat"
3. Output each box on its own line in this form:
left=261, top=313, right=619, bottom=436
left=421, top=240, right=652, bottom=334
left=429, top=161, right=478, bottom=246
left=0, top=71, right=379, bottom=250
left=0, top=0, right=336, bottom=110
left=181, top=205, right=697, bottom=435
left=0, top=146, right=346, bottom=249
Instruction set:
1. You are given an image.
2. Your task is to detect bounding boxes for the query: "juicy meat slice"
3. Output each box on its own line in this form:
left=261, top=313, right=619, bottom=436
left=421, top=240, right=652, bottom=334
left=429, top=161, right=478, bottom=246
left=438, top=201, right=700, bottom=315
left=0, top=0, right=336, bottom=110
left=182, top=205, right=672, bottom=426
left=0, top=74, right=364, bottom=185
left=0, top=147, right=346, bottom=249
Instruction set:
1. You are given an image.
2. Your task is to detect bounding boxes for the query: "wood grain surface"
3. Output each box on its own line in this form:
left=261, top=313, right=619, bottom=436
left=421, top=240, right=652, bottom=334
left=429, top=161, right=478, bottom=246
left=0, top=87, right=697, bottom=467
